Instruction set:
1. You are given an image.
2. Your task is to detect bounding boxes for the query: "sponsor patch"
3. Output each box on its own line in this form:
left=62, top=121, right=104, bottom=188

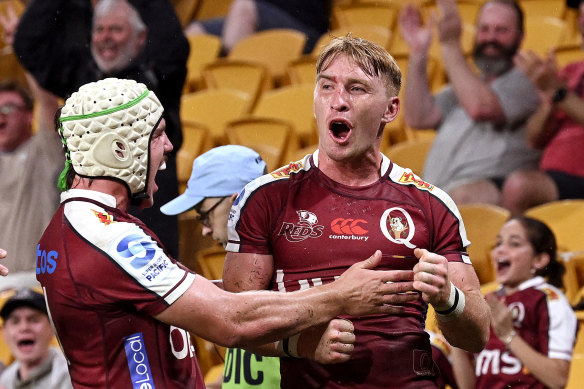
left=329, top=218, right=369, bottom=242
left=92, top=209, right=116, bottom=225
left=270, top=161, right=303, bottom=179
left=124, top=333, right=155, bottom=389
left=398, top=172, right=434, bottom=191
left=111, top=232, right=171, bottom=283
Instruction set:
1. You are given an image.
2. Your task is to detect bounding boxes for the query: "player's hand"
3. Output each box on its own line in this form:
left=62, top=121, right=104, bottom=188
left=412, top=248, right=451, bottom=308
left=298, top=318, right=356, bottom=364
left=336, top=250, right=418, bottom=317
left=0, top=248, right=8, bottom=276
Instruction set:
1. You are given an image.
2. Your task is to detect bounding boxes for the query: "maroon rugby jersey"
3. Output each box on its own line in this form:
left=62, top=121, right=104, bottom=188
left=36, top=190, right=205, bottom=389
left=475, top=277, right=577, bottom=389
left=227, top=151, right=472, bottom=388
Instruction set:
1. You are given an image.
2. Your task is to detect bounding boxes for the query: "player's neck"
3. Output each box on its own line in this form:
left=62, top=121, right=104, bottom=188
left=319, top=152, right=382, bottom=187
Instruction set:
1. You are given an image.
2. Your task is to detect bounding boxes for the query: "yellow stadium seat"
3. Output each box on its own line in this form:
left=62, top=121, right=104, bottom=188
left=384, top=137, right=434, bottom=177
left=193, top=0, right=233, bottom=19
left=225, top=117, right=299, bottom=171
left=170, top=0, right=200, bottom=28
left=228, top=29, right=307, bottom=86
left=196, top=246, right=227, bottom=281
left=519, top=0, right=565, bottom=19
left=312, top=24, right=393, bottom=56
left=252, top=84, right=317, bottom=147
left=458, top=204, right=511, bottom=285
left=554, top=45, right=584, bottom=68
left=566, top=354, right=584, bottom=389
left=332, top=3, right=399, bottom=31
left=180, top=88, right=251, bottom=146
left=176, top=121, right=213, bottom=194
left=185, top=34, right=223, bottom=92
left=285, top=55, right=318, bottom=86
left=523, top=16, right=567, bottom=56
left=524, top=200, right=584, bottom=258
left=201, top=59, right=271, bottom=110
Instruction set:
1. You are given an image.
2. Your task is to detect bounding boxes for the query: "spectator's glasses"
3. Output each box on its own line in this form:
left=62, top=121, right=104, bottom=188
left=0, top=103, right=24, bottom=116
left=195, top=197, right=227, bottom=228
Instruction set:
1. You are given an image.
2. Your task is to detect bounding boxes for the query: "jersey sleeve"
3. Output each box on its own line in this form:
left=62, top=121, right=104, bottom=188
left=543, top=287, right=578, bottom=361
left=64, top=201, right=195, bottom=316
left=226, top=175, right=287, bottom=254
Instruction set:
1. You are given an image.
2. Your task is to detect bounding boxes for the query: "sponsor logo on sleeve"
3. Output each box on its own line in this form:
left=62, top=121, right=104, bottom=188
left=270, top=161, right=303, bottom=179
left=398, top=172, right=434, bottom=191
left=278, top=210, right=324, bottom=242
left=111, top=233, right=171, bottom=283
left=124, top=332, right=155, bottom=389
left=92, top=209, right=116, bottom=225
left=380, top=208, right=417, bottom=249
left=329, top=218, right=369, bottom=242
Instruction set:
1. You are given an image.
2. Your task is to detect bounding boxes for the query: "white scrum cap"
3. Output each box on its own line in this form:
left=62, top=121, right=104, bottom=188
left=58, top=78, right=164, bottom=198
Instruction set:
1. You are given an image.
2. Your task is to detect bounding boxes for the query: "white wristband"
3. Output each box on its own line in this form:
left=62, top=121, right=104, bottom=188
left=435, top=281, right=465, bottom=322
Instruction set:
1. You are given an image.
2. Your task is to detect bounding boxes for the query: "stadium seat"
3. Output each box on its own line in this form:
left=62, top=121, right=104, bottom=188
left=185, top=34, right=223, bottom=92
left=458, top=204, right=511, bottom=285
left=170, top=0, right=199, bottom=28
left=523, top=16, right=567, bottom=55
left=225, top=116, right=299, bottom=171
left=228, top=29, right=307, bottom=86
left=252, top=84, right=317, bottom=147
left=524, top=200, right=584, bottom=258
left=176, top=121, right=213, bottom=194
left=384, top=137, right=434, bottom=177
left=312, top=24, right=393, bottom=56
left=519, top=0, right=565, bottom=19
left=196, top=245, right=227, bottom=281
left=201, top=60, right=271, bottom=111
left=180, top=88, right=251, bottom=146
left=193, top=0, right=233, bottom=19
left=332, top=3, right=399, bottom=31
left=285, top=56, right=318, bottom=86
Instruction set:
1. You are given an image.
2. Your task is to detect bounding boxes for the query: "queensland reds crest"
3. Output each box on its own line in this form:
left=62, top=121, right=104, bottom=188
left=380, top=207, right=416, bottom=248
left=278, top=210, right=324, bottom=242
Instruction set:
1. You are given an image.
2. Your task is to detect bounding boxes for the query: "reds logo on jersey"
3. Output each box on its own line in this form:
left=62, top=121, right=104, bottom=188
left=278, top=210, right=324, bottom=242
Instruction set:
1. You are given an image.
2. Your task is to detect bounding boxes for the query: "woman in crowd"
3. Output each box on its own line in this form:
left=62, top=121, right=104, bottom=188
left=452, top=216, right=577, bottom=389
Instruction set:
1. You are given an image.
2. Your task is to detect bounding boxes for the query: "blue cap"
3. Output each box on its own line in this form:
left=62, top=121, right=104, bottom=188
left=160, top=145, right=266, bottom=215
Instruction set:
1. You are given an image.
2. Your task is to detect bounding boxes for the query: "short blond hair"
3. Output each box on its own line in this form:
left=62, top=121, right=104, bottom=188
left=316, top=35, right=401, bottom=97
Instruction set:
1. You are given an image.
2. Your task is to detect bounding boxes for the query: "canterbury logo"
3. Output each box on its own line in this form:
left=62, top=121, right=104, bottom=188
left=330, top=218, right=368, bottom=235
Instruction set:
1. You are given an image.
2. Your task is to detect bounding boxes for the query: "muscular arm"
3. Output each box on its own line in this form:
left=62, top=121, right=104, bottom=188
left=156, top=251, right=418, bottom=349
left=438, top=262, right=490, bottom=352
left=413, top=249, right=490, bottom=353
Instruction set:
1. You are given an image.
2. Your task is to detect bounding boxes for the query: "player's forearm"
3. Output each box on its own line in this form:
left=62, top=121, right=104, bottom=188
left=438, top=290, right=490, bottom=352
left=222, top=284, right=343, bottom=348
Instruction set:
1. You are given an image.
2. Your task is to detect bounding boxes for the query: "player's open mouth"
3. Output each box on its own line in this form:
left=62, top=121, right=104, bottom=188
left=329, top=120, right=352, bottom=141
